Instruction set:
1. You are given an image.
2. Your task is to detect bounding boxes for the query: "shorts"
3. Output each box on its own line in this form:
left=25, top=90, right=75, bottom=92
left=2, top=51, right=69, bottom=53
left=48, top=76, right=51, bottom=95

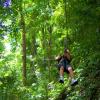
left=58, top=59, right=71, bottom=73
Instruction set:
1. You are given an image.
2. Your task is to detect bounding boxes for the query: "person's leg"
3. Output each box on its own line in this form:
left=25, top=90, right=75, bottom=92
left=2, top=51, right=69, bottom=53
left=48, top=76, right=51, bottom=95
left=60, top=66, right=64, bottom=76
left=59, top=66, right=64, bottom=83
left=67, top=66, right=74, bottom=79
left=67, top=66, right=78, bottom=86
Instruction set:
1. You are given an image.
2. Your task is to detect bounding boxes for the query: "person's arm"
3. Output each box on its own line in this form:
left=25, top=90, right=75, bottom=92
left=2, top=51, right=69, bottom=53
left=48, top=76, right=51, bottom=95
left=55, top=55, right=62, bottom=62
left=66, top=50, right=72, bottom=61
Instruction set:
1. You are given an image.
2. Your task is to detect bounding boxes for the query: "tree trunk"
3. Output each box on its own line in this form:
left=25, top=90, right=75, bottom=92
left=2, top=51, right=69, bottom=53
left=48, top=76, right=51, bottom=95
left=20, top=3, right=26, bottom=86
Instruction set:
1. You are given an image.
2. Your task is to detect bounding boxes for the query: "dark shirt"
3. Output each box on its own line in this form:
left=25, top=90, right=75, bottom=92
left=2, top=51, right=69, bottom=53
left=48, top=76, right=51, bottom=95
left=58, top=55, right=70, bottom=64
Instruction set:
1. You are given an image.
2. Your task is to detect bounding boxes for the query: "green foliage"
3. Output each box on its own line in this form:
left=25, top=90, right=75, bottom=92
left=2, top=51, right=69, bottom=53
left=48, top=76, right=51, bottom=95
left=0, top=41, right=4, bottom=52
left=0, top=0, right=100, bottom=100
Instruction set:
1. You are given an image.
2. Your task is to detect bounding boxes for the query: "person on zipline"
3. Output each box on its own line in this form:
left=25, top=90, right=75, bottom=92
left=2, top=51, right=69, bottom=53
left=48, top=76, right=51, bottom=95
left=55, top=48, right=78, bottom=86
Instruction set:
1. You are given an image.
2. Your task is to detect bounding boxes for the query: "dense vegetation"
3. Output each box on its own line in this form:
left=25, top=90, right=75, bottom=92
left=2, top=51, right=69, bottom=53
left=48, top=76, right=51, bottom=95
left=0, top=0, right=100, bottom=100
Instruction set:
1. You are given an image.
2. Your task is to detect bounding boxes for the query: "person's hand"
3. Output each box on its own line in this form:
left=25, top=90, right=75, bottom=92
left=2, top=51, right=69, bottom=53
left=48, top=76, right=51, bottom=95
left=55, top=55, right=62, bottom=61
left=55, top=56, right=60, bottom=60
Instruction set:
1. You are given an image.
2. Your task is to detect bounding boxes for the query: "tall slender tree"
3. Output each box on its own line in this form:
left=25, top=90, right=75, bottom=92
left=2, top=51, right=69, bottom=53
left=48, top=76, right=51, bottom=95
left=19, top=1, right=26, bottom=86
